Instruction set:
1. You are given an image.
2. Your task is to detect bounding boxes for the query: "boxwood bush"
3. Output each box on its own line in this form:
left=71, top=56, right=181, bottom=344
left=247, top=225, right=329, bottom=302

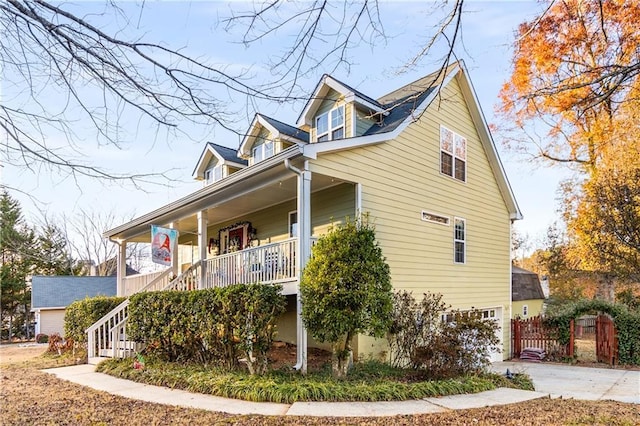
left=128, top=284, right=286, bottom=374
left=64, top=296, right=126, bottom=342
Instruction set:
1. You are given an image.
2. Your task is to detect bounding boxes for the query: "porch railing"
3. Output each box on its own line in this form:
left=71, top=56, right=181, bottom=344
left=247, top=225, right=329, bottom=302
left=203, top=238, right=299, bottom=288
left=87, top=237, right=316, bottom=360
left=165, top=260, right=202, bottom=291
left=122, top=269, right=172, bottom=296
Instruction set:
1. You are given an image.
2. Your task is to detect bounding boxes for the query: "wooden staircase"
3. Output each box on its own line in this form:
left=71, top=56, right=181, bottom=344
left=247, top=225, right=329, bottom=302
left=86, top=264, right=203, bottom=364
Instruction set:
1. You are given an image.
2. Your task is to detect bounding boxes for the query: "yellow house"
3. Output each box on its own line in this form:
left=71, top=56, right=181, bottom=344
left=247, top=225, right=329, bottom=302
left=94, top=61, right=522, bottom=368
left=512, top=266, right=546, bottom=318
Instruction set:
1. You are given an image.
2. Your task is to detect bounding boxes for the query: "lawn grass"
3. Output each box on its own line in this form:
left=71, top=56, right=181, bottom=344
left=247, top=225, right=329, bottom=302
left=97, top=358, right=534, bottom=404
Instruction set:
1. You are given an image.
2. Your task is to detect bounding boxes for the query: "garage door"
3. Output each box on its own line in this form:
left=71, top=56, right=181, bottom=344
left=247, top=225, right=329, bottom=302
left=481, top=308, right=503, bottom=363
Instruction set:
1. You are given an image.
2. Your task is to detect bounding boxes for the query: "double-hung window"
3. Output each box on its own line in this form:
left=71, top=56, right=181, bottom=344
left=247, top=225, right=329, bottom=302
left=252, top=140, right=274, bottom=163
left=316, top=105, right=344, bottom=142
left=205, top=165, right=223, bottom=184
left=440, top=126, right=467, bottom=182
left=454, top=217, right=466, bottom=264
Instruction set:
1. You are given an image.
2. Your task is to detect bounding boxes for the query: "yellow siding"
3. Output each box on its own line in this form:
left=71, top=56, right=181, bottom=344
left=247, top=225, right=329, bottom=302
left=177, top=183, right=355, bottom=250
left=308, top=76, right=512, bottom=359
left=512, top=299, right=544, bottom=319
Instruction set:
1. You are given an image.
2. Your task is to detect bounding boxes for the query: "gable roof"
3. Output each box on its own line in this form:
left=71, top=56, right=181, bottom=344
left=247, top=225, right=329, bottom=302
left=297, top=74, right=387, bottom=127
left=512, top=266, right=546, bottom=301
left=31, top=275, right=117, bottom=309
left=301, top=61, right=523, bottom=220
left=239, top=114, right=309, bottom=157
left=193, top=142, right=248, bottom=180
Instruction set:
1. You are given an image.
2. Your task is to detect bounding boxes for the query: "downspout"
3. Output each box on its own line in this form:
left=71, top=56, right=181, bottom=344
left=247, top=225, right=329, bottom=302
left=284, top=157, right=309, bottom=373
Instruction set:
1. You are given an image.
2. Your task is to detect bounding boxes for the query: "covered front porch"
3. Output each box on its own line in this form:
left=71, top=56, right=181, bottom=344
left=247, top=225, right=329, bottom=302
left=105, top=150, right=359, bottom=297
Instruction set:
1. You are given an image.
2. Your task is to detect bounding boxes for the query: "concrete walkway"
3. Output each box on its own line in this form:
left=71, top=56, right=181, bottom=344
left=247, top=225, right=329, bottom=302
left=42, top=361, right=639, bottom=417
left=492, top=361, right=640, bottom=404
left=42, top=364, right=548, bottom=417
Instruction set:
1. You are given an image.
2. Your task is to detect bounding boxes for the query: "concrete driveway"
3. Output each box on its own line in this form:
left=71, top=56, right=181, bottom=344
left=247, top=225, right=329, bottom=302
left=492, top=361, right=639, bottom=404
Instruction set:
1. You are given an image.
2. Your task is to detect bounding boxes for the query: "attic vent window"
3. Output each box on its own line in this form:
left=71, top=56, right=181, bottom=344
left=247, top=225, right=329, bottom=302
left=421, top=211, right=450, bottom=225
left=440, top=125, right=467, bottom=182
left=316, top=105, right=344, bottom=142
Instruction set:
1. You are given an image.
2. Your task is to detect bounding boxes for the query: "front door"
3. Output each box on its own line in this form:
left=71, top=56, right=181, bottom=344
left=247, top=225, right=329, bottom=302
left=229, top=227, right=244, bottom=251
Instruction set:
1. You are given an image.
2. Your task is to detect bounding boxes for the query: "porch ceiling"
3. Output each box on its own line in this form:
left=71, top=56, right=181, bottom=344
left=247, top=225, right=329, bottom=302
left=111, top=159, right=345, bottom=243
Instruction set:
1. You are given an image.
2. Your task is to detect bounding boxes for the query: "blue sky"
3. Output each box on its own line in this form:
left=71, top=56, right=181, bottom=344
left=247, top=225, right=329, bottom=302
left=3, top=1, right=570, bottom=249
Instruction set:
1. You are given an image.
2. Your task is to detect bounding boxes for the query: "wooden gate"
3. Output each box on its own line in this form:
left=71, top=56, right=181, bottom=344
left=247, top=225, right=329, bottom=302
left=595, top=313, right=618, bottom=365
left=511, top=316, right=574, bottom=359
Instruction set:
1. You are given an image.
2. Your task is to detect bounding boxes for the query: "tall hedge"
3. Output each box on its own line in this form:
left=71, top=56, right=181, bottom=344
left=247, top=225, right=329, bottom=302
left=64, top=296, right=126, bottom=342
left=128, top=284, right=286, bottom=374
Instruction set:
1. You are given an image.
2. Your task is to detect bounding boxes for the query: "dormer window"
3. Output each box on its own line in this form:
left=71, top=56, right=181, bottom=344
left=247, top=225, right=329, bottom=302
left=316, top=105, right=344, bottom=142
left=205, top=165, right=223, bottom=184
left=252, top=140, right=274, bottom=163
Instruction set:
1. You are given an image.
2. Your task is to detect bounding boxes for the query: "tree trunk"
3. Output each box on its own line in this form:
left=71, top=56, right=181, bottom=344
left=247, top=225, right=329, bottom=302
left=331, top=341, right=353, bottom=378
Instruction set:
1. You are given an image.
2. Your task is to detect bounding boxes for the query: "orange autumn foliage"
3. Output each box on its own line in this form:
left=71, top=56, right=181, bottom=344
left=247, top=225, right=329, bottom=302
left=498, top=0, right=640, bottom=172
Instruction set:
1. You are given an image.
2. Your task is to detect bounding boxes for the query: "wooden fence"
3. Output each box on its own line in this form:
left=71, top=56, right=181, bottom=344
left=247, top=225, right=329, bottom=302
left=511, top=315, right=574, bottom=359
left=596, top=313, right=618, bottom=365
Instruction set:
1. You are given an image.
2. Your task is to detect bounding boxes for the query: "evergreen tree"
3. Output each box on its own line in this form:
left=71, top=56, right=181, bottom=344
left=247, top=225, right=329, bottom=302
left=0, top=191, right=35, bottom=340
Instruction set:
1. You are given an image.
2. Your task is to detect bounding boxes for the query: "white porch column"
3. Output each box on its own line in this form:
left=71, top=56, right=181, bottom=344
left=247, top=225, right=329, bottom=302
left=297, top=163, right=311, bottom=374
left=197, top=210, right=208, bottom=289
left=170, top=222, right=179, bottom=277
left=116, top=239, right=127, bottom=296
left=355, top=183, right=362, bottom=218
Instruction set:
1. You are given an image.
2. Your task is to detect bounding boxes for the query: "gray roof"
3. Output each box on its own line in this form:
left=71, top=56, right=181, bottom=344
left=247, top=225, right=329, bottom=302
left=31, top=276, right=117, bottom=309
left=363, top=66, right=452, bottom=136
left=260, top=115, right=309, bottom=142
left=207, top=143, right=247, bottom=165
left=323, top=74, right=384, bottom=110
left=512, top=266, right=546, bottom=301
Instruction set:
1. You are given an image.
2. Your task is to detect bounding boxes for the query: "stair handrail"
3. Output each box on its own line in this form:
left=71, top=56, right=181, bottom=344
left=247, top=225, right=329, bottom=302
left=163, top=260, right=202, bottom=291
left=86, top=268, right=172, bottom=358
left=137, top=268, right=173, bottom=293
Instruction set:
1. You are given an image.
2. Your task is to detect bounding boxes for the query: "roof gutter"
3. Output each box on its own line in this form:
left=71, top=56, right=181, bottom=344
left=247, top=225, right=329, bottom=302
left=104, top=145, right=304, bottom=240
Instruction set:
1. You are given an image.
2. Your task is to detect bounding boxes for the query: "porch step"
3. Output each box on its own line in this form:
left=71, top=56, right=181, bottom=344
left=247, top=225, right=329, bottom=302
left=88, top=356, right=109, bottom=365
left=98, top=340, right=144, bottom=358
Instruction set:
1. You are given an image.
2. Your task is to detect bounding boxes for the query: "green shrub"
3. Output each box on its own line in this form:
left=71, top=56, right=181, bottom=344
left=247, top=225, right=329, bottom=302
left=35, top=333, right=49, bottom=343
left=301, top=215, right=393, bottom=377
left=388, top=291, right=500, bottom=378
left=128, top=284, right=286, bottom=373
left=387, top=291, right=449, bottom=369
left=64, top=296, right=126, bottom=342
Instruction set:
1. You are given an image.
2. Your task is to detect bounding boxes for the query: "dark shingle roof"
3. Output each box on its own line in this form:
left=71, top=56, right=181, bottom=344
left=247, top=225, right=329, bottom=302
left=512, top=266, right=546, bottom=301
left=362, top=65, right=454, bottom=136
left=31, top=276, right=117, bottom=309
left=324, top=74, right=384, bottom=110
left=207, top=143, right=247, bottom=165
left=260, top=115, right=309, bottom=142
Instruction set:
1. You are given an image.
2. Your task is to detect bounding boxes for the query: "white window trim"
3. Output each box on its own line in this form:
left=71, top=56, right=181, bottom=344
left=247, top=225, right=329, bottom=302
left=454, top=217, right=466, bottom=264
left=205, top=164, right=224, bottom=185
left=421, top=210, right=450, bottom=226
left=252, top=140, right=275, bottom=164
left=440, top=125, right=467, bottom=183
left=316, top=105, right=345, bottom=142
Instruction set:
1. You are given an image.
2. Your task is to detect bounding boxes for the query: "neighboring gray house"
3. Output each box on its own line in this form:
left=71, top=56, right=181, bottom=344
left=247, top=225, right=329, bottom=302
left=31, top=276, right=117, bottom=336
